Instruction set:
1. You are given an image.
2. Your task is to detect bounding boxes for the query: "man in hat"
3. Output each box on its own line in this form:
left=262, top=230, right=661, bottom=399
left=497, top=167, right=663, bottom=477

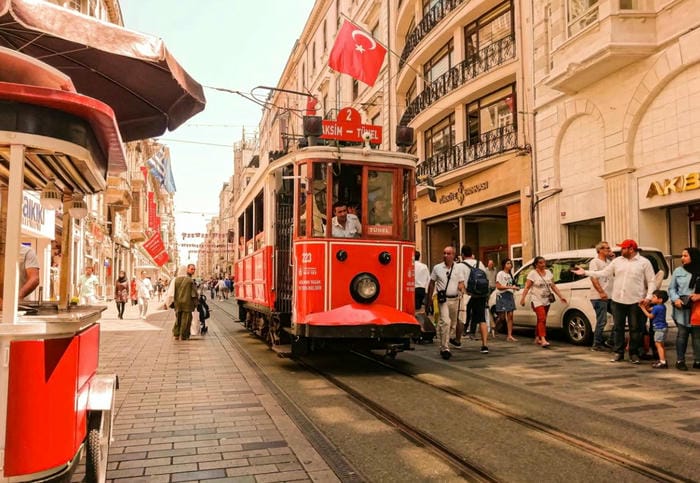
left=573, top=239, right=656, bottom=364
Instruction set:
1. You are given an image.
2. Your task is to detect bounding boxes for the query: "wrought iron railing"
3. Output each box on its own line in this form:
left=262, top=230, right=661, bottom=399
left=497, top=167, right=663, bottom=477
left=417, top=124, right=517, bottom=179
left=400, top=0, right=466, bottom=68
left=400, top=35, right=515, bottom=126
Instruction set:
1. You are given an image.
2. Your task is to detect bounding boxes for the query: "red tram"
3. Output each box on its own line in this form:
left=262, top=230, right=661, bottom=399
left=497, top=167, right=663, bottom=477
left=234, top=145, right=420, bottom=356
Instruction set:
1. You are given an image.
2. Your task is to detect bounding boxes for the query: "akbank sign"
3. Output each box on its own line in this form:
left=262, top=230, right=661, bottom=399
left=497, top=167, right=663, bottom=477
left=22, top=191, right=55, bottom=239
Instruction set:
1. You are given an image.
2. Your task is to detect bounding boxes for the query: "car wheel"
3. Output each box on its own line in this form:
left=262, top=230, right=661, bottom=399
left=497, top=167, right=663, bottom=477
left=563, top=310, right=592, bottom=346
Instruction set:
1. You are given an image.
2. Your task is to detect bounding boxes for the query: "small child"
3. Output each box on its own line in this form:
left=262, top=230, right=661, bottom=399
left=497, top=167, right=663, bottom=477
left=640, top=290, right=669, bottom=369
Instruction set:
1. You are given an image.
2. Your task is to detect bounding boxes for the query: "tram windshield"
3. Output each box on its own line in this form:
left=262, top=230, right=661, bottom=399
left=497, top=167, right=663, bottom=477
left=296, top=161, right=413, bottom=241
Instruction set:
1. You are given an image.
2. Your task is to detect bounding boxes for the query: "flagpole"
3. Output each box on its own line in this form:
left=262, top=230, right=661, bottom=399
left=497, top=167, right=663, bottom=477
left=339, top=13, right=429, bottom=85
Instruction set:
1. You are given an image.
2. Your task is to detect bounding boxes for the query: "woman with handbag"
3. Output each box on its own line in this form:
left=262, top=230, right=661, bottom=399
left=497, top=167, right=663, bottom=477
left=519, top=256, right=568, bottom=348
left=668, top=247, right=700, bottom=371
left=495, top=258, right=518, bottom=342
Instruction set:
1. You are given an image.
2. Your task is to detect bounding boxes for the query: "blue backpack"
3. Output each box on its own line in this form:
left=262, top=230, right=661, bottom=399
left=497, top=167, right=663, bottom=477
left=464, top=261, right=489, bottom=297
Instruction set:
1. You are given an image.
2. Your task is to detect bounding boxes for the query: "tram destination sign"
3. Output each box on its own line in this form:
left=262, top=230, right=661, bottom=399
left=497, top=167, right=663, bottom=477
left=321, top=107, right=382, bottom=144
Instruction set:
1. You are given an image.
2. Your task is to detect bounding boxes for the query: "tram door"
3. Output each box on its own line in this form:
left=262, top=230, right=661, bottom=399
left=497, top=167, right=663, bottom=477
left=275, top=190, right=294, bottom=317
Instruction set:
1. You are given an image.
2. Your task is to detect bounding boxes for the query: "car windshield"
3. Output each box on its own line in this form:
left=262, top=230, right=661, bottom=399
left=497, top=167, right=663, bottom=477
left=515, top=258, right=591, bottom=286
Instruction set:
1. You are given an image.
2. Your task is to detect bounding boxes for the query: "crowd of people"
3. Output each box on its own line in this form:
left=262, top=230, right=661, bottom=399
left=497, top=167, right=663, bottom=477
left=415, top=239, right=700, bottom=370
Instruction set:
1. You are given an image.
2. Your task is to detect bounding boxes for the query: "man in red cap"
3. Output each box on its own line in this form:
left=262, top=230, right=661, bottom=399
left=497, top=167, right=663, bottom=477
left=573, top=239, right=656, bottom=364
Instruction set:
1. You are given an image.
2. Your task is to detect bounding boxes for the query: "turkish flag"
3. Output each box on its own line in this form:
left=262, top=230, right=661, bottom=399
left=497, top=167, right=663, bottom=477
left=328, top=20, right=387, bottom=87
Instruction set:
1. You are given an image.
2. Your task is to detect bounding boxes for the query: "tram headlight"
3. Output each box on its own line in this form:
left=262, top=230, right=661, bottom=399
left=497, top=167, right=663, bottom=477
left=350, top=272, right=380, bottom=304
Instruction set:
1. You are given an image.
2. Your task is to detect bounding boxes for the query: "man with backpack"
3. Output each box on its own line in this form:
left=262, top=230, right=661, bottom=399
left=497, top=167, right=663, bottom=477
left=460, top=245, right=491, bottom=354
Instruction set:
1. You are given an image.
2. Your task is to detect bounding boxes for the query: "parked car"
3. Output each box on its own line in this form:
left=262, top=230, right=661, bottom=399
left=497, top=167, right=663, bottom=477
left=487, top=247, right=670, bottom=345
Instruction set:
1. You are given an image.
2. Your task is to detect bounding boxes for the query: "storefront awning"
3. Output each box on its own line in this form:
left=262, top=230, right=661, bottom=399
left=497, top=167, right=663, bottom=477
left=0, top=0, right=206, bottom=142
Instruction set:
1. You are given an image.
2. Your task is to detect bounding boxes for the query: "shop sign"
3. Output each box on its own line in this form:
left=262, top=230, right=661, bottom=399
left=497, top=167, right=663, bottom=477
left=21, top=191, right=55, bottom=239
left=438, top=180, right=489, bottom=206
left=646, top=172, right=700, bottom=198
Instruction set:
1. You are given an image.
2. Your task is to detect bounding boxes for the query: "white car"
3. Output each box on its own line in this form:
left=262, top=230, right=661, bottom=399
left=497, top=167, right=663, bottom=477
left=487, top=248, right=670, bottom=345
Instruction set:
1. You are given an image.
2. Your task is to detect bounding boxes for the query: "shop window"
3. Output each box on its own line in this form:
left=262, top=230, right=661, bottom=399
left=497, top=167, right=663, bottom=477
left=567, top=218, right=603, bottom=249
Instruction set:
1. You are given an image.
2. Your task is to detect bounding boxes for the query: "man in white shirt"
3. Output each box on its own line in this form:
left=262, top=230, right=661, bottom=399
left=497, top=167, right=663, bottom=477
left=78, top=266, right=99, bottom=305
left=426, top=246, right=465, bottom=360
left=0, top=245, right=40, bottom=307
left=414, top=250, right=430, bottom=311
left=573, top=239, right=656, bottom=364
left=137, top=272, right=153, bottom=319
left=328, top=202, right=362, bottom=238
left=589, top=241, right=614, bottom=351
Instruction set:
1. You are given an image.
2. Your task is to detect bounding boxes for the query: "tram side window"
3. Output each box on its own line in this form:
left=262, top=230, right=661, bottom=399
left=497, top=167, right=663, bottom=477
left=368, top=170, right=394, bottom=234
left=401, top=169, right=413, bottom=241
left=297, top=163, right=307, bottom=237
left=311, top=162, right=327, bottom=237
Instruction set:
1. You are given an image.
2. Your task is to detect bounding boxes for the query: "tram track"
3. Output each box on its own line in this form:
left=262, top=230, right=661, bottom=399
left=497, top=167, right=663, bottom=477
left=346, top=350, right=694, bottom=483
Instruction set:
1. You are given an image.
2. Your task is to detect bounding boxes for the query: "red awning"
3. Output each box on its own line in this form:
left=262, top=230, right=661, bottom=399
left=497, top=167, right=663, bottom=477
left=0, top=0, right=206, bottom=142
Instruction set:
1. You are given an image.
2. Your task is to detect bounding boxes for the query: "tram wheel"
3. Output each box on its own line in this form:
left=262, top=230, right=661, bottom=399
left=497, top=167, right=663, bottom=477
left=85, top=411, right=110, bottom=482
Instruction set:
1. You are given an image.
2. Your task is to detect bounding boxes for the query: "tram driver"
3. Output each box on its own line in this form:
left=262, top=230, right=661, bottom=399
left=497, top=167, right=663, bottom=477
left=327, top=201, right=362, bottom=238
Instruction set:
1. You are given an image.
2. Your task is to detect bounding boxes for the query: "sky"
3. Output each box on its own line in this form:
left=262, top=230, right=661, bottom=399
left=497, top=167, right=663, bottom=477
left=120, top=0, right=315, bottom=263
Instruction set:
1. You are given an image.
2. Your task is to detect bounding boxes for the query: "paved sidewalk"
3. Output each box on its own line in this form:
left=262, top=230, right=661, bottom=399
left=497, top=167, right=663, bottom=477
left=72, top=299, right=338, bottom=482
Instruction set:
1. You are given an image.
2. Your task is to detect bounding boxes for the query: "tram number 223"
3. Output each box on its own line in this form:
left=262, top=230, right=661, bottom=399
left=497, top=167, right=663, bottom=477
left=301, top=252, right=312, bottom=264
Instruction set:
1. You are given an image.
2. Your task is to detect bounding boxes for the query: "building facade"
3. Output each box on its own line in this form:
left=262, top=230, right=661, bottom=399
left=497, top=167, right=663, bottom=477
left=532, top=0, right=700, bottom=267
left=396, top=0, right=534, bottom=268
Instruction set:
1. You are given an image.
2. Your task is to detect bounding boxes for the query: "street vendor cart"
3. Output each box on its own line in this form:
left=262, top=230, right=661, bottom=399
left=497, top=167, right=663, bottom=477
left=0, top=69, right=123, bottom=480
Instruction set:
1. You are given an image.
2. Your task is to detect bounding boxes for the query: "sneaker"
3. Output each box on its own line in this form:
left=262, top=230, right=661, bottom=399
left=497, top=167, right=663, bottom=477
left=590, top=345, right=606, bottom=352
left=610, top=354, right=624, bottom=362
left=652, top=361, right=668, bottom=369
left=631, top=355, right=640, bottom=365
left=440, top=350, right=452, bottom=360
left=449, top=338, right=462, bottom=347
left=480, top=346, right=489, bottom=354
left=676, top=360, right=689, bottom=371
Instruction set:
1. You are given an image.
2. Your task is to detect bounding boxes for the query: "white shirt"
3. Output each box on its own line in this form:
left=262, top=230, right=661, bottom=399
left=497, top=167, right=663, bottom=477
left=584, top=253, right=655, bottom=304
left=588, top=256, right=612, bottom=300
left=495, top=270, right=515, bottom=294
left=19, top=245, right=40, bottom=293
left=329, top=214, right=362, bottom=238
left=79, top=273, right=98, bottom=297
left=138, top=278, right=153, bottom=299
left=430, top=262, right=465, bottom=296
left=414, top=260, right=430, bottom=289
left=526, top=269, right=554, bottom=307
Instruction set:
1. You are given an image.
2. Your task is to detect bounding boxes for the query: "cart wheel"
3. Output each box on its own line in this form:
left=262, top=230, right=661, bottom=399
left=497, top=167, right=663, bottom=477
left=85, top=411, right=110, bottom=483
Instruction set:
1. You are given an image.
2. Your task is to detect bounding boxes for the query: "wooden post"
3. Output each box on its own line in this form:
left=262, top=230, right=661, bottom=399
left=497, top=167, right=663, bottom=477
left=58, top=193, right=73, bottom=310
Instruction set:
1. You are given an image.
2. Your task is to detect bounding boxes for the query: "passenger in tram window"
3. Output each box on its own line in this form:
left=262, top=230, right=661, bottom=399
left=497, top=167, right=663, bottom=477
left=369, top=198, right=392, bottom=225
left=327, top=201, right=362, bottom=238
left=347, top=200, right=361, bottom=221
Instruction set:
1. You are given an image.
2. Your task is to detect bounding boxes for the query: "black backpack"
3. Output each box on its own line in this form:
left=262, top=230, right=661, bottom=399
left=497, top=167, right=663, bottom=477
left=464, top=260, right=489, bottom=297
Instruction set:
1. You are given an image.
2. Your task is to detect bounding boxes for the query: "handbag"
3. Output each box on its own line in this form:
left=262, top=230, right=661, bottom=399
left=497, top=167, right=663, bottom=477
left=679, top=295, right=692, bottom=309
left=691, top=300, right=700, bottom=326
left=548, top=293, right=556, bottom=304
left=436, top=268, right=453, bottom=304
left=537, top=270, right=556, bottom=304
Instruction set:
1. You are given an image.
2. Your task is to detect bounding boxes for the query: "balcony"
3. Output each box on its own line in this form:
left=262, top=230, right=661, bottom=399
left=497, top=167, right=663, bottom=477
left=129, top=220, right=147, bottom=243
left=546, top=1, right=657, bottom=93
left=104, top=175, right=132, bottom=209
left=417, top=124, right=517, bottom=179
left=400, top=0, right=467, bottom=69
left=400, top=35, right=515, bottom=126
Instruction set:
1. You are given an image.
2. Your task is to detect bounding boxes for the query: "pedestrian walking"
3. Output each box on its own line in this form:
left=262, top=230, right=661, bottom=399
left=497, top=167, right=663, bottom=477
left=130, top=276, right=138, bottom=306
left=668, top=247, right=700, bottom=371
left=114, top=270, right=129, bottom=320
left=639, top=290, right=669, bottom=368
left=461, top=246, right=490, bottom=353
left=137, top=272, right=153, bottom=319
left=589, top=241, right=614, bottom=351
left=78, top=266, right=98, bottom=305
left=494, top=258, right=518, bottom=342
left=573, top=239, right=656, bottom=363
left=216, top=278, right=227, bottom=300
left=520, top=256, right=568, bottom=348
left=165, top=264, right=199, bottom=340
left=414, top=250, right=430, bottom=311
left=425, top=246, right=465, bottom=360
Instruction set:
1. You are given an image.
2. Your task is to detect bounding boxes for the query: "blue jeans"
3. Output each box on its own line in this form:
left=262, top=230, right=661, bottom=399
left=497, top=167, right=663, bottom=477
left=591, top=299, right=609, bottom=346
left=611, top=301, right=644, bottom=356
left=676, top=324, right=700, bottom=362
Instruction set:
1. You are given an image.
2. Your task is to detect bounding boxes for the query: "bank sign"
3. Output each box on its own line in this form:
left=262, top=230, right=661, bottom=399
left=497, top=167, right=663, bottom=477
left=22, top=191, right=55, bottom=239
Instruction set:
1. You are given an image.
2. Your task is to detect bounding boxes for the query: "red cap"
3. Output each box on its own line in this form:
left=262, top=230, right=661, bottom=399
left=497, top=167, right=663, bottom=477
left=617, top=239, right=638, bottom=250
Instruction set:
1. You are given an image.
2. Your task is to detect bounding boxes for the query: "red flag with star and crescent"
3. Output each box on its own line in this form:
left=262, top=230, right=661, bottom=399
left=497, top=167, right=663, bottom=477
left=328, top=20, right=387, bottom=87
